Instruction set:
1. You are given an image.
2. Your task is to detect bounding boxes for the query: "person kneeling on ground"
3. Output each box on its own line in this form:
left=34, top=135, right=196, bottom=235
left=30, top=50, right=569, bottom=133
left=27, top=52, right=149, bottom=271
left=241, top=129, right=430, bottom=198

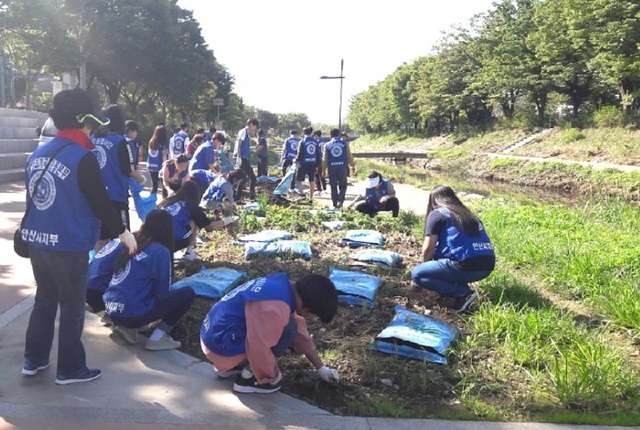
left=198, top=168, right=245, bottom=212
left=200, top=272, right=341, bottom=394
left=103, top=209, right=196, bottom=350
left=410, top=185, right=495, bottom=313
left=346, top=171, right=399, bottom=217
left=158, top=180, right=233, bottom=261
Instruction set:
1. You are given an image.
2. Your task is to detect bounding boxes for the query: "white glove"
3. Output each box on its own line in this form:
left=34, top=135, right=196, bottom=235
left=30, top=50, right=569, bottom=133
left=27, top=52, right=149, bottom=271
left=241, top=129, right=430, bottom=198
left=222, top=216, right=238, bottom=226
left=137, top=175, right=147, bottom=186
left=119, top=229, right=137, bottom=255
left=317, top=366, right=340, bottom=383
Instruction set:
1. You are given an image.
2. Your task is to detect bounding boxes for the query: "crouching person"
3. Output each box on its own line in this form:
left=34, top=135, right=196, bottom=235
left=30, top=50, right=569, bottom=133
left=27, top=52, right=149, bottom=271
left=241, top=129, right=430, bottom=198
left=200, top=273, right=340, bottom=394
left=103, top=209, right=195, bottom=350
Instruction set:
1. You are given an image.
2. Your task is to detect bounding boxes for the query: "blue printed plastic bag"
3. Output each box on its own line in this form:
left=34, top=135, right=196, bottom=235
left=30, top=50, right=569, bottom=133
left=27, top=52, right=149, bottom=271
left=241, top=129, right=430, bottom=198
left=349, top=249, right=402, bottom=267
left=340, top=229, right=384, bottom=248
left=129, top=178, right=157, bottom=222
left=274, top=165, right=297, bottom=196
left=329, top=268, right=383, bottom=309
left=170, top=267, right=247, bottom=299
left=245, top=240, right=312, bottom=260
left=370, top=306, right=459, bottom=364
left=256, top=175, right=278, bottom=183
left=236, top=230, right=293, bottom=243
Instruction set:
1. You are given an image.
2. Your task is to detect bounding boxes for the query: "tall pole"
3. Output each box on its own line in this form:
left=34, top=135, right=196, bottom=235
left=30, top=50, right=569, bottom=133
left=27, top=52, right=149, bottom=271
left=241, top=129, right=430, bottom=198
left=338, top=59, right=343, bottom=131
left=0, top=55, right=5, bottom=107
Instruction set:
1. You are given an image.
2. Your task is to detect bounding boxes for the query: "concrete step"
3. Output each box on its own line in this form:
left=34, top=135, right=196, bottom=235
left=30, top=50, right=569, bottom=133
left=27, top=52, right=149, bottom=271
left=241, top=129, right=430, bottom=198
left=0, top=138, right=39, bottom=153
left=0, top=168, right=25, bottom=184
left=0, top=152, right=30, bottom=170
left=0, top=126, right=41, bottom=140
left=0, top=115, right=43, bottom=129
left=0, top=107, right=48, bottom=120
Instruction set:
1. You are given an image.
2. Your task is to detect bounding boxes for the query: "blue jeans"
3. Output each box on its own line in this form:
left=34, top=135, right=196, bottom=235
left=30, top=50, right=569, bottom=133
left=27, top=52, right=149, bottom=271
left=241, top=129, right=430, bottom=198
left=411, top=259, right=492, bottom=298
left=25, top=247, right=89, bottom=376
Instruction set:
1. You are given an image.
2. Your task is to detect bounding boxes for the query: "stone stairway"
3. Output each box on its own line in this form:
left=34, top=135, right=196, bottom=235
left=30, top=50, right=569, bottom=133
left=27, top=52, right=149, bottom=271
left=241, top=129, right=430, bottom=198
left=502, top=127, right=553, bottom=153
left=0, top=108, right=48, bottom=183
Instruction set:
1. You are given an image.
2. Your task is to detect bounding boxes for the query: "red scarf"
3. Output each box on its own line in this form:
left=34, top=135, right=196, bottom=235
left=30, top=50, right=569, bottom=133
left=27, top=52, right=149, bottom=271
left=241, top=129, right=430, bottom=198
left=55, top=129, right=95, bottom=150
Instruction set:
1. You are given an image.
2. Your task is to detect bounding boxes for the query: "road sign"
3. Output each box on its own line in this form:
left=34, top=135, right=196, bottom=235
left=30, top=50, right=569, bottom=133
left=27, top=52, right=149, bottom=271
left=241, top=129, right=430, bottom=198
left=212, top=98, right=224, bottom=106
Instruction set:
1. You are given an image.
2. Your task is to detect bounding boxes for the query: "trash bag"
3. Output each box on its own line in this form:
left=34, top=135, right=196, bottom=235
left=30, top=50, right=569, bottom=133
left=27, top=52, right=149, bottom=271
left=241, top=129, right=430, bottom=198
left=129, top=178, right=157, bottom=222
left=340, top=229, right=384, bottom=248
left=274, top=165, right=297, bottom=196
left=236, top=229, right=293, bottom=243
left=244, top=240, right=312, bottom=260
left=171, top=267, right=247, bottom=299
left=370, top=306, right=459, bottom=364
left=329, top=268, right=383, bottom=308
left=349, top=249, right=402, bottom=267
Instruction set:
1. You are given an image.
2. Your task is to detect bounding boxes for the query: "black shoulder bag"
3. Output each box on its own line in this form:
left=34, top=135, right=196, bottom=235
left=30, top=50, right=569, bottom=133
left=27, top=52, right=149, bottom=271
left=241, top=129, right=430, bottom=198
left=14, top=143, right=74, bottom=258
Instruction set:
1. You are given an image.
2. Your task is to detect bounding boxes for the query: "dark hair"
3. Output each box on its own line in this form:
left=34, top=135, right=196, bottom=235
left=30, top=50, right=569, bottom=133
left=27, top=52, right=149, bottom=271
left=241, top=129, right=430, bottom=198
left=295, top=274, right=338, bottom=324
left=312, top=130, right=322, bottom=137
left=149, top=125, right=165, bottom=150
left=192, top=134, right=204, bottom=145
left=222, top=168, right=246, bottom=184
left=196, top=127, right=205, bottom=134
left=247, top=118, right=259, bottom=127
left=213, top=132, right=226, bottom=144
left=303, top=126, right=313, bottom=135
left=290, top=130, right=298, bottom=135
left=368, top=171, right=381, bottom=180
left=209, top=126, right=216, bottom=133
left=158, top=179, right=201, bottom=210
left=427, top=185, right=481, bottom=236
left=103, top=105, right=125, bottom=135
left=175, top=154, right=189, bottom=164
left=180, top=122, right=189, bottom=130
left=174, top=126, right=181, bottom=133
left=124, top=120, right=138, bottom=132
left=49, top=88, right=96, bottom=130
left=330, top=128, right=340, bottom=138
left=113, top=209, right=174, bottom=272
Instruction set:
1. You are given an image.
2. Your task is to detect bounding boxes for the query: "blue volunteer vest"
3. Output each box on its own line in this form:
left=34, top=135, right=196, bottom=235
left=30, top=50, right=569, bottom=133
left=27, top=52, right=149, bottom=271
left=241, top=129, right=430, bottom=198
left=240, top=128, right=251, bottom=158
left=91, top=133, right=130, bottom=203
left=147, top=146, right=163, bottom=171
left=202, top=175, right=229, bottom=202
left=23, top=138, right=100, bottom=252
left=325, top=138, right=347, bottom=167
left=103, top=242, right=172, bottom=318
left=173, top=131, right=187, bottom=155
left=190, top=169, right=217, bottom=193
left=284, top=137, right=299, bottom=160
left=299, top=136, right=318, bottom=166
left=433, top=208, right=495, bottom=262
left=161, top=201, right=193, bottom=240
left=87, top=239, right=124, bottom=293
left=189, top=142, right=214, bottom=171
left=365, top=179, right=390, bottom=210
left=125, top=136, right=138, bottom=165
left=200, top=273, right=296, bottom=356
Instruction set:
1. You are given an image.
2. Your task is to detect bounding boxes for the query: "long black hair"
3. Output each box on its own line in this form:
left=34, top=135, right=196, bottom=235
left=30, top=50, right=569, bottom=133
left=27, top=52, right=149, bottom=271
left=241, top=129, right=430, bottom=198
left=427, top=185, right=481, bottom=236
left=157, top=179, right=201, bottom=212
left=113, top=209, right=174, bottom=272
left=222, top=168, right=246, bottom=185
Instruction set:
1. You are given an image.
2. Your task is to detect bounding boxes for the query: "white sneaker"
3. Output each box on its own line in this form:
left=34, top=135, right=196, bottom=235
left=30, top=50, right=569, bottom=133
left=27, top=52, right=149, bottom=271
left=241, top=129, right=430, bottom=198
left=183, top=249, right=198, bottom=261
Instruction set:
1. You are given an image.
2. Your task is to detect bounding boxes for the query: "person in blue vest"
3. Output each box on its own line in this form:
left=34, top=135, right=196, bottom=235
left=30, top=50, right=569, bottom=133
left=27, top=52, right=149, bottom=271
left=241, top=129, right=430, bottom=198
left=212, top=132, right=234, bottom=173
left=170, top=122, right=189, bottom=159
left=21, top=88, right=137, bottom=385
left=411, top=185, right=495, bottom=313
left=234, top=118, right=258, bottom=200
left=322, top=128, right=356, bottom=208
left=189, top=132, right=225, bottom=172
left=92, top=105, right=145, bottom=252
left=200, top=273, right=341, bottom=394
left=103, top=209, right=196, bottom=350
left=313, top=130, right=327, bottom=195
left=86, top=238, right=124, bottom=313
left=161, top=154, right=189, bottom=198
left=279, top=129, right=299, bottom=191
left=147, top=125, right=168, bottom=195
left=187, top=168, right=218, bottom=194
left=124, top=120, right=140, bottom=171
left=346, top=171, right=399, bottom=217
left=294, top=126, right=319, bottom=200
left=199, top=169, right=245, bottom=211
left=157, top=180, right=229, bottom=260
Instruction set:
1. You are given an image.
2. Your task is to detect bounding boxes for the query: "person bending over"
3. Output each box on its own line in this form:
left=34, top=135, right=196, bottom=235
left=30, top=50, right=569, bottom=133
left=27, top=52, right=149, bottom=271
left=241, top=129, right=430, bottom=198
left=346, top=171, right=399, bottom=217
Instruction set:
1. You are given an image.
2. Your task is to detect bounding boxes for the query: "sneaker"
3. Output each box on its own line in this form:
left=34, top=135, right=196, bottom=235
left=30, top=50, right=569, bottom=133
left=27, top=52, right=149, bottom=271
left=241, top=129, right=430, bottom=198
left=145, top=333, right=181, bottom=351
left=214, top=364, right=244, bottom=379
left=452, top=290, right=478, bottom=313
left=100, top=313, right=114, bottom=327
left=113, top=325, right=139, bottom=344
left=233, top=371, right=282, bottom=394
left=22, top=360, right=49, bottom=376
left=55, top=368, right=102, bottom=385
left=183, top=249, right=198, bottom=261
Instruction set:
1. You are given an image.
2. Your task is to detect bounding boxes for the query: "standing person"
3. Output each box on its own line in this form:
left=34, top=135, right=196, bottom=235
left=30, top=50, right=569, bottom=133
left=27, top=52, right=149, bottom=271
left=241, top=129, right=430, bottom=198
left=124, top=120, right=140, bottom=171
left=190, top=132, right=224, bottom=172
left=20, top=88, right=137, bottom=385
left=161, top=154, right=189, bottom=198
left=157, top=121, right=170, bottom=162
left=411, top=185, right=495, bottom=312
left=256, top=129, right=269, bottom=177
left=92, top=105, right=145, bottom=252
left=103, top=209, right=195, bottom=350
left=200, top=273, right=340, bottom=394
left=322, top=128, right=356, bottom=208
left=169, top=122, right=189, bottom=159
left=234, top=118, right=258, bottom=200
left=294, top=126, right=319, bottom=200
left=346, top=171, right=399, bottom=217
left=147, top=125, right=167, bottom=195
left=280, top=130, right=299, bottom=191
left=313, top=130, right=327, bottom=195
left=157, top=180, right=229, bottom=261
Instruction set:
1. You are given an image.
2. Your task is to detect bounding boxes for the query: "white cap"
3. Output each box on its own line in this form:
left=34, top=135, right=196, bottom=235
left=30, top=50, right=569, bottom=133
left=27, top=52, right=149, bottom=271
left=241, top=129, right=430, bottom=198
left=365, top=175, right=380, bottom=188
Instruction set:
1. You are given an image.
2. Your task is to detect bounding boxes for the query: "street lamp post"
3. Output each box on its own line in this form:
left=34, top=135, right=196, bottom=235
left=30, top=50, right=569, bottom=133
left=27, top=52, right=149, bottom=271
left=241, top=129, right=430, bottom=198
left=320, top=59, right=345, bottom=130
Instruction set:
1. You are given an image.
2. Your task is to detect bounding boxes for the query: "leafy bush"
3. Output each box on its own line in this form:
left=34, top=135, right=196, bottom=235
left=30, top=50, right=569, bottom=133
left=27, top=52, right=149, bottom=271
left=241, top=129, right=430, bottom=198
left=561, top=128, right=586, bottom=142
left=593, top=106, right=625, bottom=128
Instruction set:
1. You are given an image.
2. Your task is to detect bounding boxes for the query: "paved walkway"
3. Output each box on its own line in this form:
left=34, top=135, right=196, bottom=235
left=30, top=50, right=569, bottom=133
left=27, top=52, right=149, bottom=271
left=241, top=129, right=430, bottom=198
left=0, top=180, right=635, bottom=430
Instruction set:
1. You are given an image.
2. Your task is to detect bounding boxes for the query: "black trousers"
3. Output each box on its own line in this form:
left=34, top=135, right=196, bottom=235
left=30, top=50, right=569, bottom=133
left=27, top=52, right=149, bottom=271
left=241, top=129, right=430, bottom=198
left=355, top=197, right=400, bottom=217
left=236, top=157, right=256, bottom=199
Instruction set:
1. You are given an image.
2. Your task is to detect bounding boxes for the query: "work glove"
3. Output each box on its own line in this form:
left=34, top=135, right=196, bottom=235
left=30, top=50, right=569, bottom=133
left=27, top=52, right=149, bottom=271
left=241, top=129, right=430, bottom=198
left=222, top=216, right=238, bottom=226
left=119, top=229, right=137, bottom=255
left=317, top=366, right=340, bottom=383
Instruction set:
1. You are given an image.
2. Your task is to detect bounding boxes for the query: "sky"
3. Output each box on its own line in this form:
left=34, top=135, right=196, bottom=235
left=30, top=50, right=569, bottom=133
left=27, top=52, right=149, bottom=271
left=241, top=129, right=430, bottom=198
left=177, top=0, right=497, bottom=126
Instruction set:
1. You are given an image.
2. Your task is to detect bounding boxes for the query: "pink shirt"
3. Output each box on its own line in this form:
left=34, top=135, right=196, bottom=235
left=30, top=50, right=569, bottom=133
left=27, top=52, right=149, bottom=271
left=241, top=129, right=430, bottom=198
left=201, top=299, right=316, bottom=384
